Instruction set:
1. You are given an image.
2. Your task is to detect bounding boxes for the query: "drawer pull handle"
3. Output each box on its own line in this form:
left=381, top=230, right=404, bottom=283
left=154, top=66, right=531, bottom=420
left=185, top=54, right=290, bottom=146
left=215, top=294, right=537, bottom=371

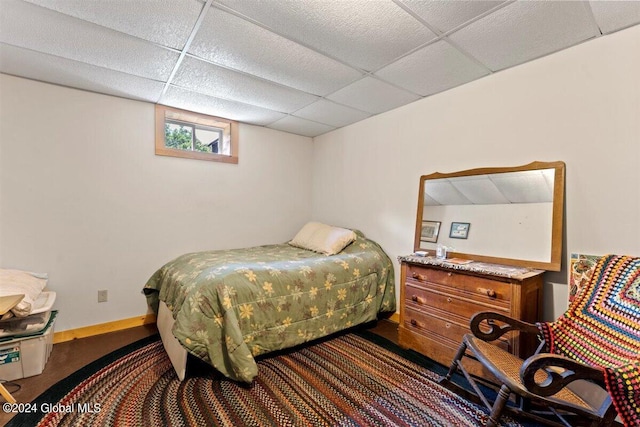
left=445, top=322, right=451, bottom=329
left=447, top=297, right=452, bottom=303
left=410, top=295, right=425, bottom=304
left=412, top=272, right=426, bottom=281
left=447, top=272, right=452, bottom=277
left=478, top=287, right=497, bottom=298
left=410, top=319, right=418, bottom=327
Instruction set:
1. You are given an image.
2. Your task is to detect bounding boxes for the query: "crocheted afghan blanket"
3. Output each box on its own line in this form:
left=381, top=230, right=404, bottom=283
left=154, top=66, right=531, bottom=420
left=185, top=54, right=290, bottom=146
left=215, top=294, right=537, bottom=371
left=538, top=255, right=640, bottom=427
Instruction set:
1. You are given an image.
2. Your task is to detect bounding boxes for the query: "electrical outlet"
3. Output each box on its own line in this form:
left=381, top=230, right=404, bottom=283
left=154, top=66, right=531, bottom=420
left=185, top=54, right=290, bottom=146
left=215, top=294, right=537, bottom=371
left=98, top=290, right=108, bottom=303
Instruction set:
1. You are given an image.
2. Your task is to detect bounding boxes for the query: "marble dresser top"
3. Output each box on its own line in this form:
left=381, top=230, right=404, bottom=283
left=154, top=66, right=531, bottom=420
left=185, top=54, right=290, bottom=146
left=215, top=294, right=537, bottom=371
left=398, top=255, right=544, bottom=280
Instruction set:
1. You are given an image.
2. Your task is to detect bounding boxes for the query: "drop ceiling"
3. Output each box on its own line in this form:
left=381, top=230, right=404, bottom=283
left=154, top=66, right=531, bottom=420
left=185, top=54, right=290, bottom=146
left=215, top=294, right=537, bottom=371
left=1, top=0, right=639, bottom=138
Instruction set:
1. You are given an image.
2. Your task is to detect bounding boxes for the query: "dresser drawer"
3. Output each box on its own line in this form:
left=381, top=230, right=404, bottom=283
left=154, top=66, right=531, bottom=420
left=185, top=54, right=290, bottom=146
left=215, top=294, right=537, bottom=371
left=405, top=282, right=510, bottom=317
left=403, top=306, right=511, bottom=352
left=407, top=264, right=512, bottom=303
left=404, top=306, right=467, bottom=344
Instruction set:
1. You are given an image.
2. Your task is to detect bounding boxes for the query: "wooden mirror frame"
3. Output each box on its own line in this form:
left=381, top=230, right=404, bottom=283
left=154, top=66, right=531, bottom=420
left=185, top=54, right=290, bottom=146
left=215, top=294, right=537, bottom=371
left=414, top=161, right=565, bottom=271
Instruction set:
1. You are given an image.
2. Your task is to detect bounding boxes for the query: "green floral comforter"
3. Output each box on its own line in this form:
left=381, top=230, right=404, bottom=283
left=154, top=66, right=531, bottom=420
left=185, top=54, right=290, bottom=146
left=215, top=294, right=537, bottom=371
left=143, top=232, right=395, bottom=382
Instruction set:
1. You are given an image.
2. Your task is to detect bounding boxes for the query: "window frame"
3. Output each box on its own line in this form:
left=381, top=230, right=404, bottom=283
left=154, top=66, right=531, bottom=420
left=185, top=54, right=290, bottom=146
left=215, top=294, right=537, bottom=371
left=155, top=104, right=238, bottom=164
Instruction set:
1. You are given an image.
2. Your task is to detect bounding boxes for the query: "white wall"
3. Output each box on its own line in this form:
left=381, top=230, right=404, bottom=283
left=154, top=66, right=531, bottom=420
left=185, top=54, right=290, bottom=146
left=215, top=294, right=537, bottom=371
left=0, top=75, right=313, bottom=331
left=312, top=25, right=640, bottom=321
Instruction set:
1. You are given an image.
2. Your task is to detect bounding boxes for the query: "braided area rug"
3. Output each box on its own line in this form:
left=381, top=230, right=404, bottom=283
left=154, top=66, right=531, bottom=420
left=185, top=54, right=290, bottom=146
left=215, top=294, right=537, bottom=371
left=9, top=332, right=522, bottom=427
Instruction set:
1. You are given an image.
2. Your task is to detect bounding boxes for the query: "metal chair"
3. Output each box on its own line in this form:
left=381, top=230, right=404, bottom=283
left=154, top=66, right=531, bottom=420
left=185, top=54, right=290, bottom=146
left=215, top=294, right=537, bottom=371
left=441, top=254, right=640, bottom=427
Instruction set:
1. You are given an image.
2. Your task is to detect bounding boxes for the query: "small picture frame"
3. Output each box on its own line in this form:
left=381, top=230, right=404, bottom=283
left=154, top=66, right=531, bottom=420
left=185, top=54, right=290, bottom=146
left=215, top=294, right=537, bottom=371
left=449, top=222, right=470, bottom=239
left=420, top=220, right=441, bottom=243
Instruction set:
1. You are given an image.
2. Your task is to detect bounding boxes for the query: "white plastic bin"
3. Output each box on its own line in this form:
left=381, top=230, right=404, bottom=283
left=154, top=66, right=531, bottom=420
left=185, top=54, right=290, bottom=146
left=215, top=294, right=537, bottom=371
left=0, top=311, right=56, bottom=381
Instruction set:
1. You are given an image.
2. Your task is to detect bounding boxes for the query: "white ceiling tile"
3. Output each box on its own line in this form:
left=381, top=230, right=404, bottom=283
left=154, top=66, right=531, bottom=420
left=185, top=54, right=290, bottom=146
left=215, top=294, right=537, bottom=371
left=375, top=40, right=490, bottom=96
left=590, top=1, right=640, bottom=34
left=491, top=170, right=554, bottom=203
left=292, top=100, right=371, bottom=128
left=0, top=43, right=164, bottom=103
left=216, top=0, right=437, bottom=71
left=267, top=116, right=335, bottom=138
left=0, top=0, right=179, bottom=81
left=21, top=0, right=203, bottom=50
left=424, top=180, right=472, bottom=205
left=450, top=176, right=510, bottom=205
left=400, top=0, right=506, bottom=33
left=189, top=7, right=363, bottom=96
left=173, top=56, right=318, bottom=113
left=161, top=86, right=286, bottom=126
left=448, top=1, right=599, bottom=71
left=327, top=77, right=421, bottom=115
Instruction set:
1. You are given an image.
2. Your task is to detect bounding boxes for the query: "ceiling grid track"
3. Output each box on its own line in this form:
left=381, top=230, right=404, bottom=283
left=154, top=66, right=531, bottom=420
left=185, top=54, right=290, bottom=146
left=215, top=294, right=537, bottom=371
left=158, top=0, right=216, bottom=103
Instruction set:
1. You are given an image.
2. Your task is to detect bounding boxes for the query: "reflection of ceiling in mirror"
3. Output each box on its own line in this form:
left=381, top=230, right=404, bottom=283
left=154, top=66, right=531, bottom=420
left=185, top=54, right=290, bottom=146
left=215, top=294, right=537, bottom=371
left=424, top=169, right=555, bottom=206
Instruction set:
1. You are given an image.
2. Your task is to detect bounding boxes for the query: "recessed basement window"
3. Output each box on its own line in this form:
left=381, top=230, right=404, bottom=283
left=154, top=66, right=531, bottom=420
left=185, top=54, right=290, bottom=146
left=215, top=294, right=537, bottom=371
left=155, top=105, right=238, bottom=164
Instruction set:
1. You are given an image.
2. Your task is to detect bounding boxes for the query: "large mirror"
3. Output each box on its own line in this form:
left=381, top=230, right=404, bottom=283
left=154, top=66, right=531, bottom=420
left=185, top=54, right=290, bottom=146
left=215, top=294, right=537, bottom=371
left=414, top=161, right=565, bottom=271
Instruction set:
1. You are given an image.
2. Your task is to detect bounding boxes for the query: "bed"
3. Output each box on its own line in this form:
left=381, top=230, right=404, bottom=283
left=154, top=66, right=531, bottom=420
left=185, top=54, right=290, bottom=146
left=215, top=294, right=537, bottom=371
left=143, top=226, right=395, bottom=383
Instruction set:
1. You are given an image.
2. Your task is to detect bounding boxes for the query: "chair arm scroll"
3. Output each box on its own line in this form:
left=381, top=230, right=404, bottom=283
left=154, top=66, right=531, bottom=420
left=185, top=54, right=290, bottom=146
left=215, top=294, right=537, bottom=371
left=520, top=353, right=606, bottom=396
left=470, top=311, right=540, bottom=342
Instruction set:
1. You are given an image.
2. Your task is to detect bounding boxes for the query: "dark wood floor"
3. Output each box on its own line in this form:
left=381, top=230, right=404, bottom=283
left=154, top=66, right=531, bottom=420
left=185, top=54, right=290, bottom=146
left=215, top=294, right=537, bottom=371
left=0, top=320, right=398, bottom=426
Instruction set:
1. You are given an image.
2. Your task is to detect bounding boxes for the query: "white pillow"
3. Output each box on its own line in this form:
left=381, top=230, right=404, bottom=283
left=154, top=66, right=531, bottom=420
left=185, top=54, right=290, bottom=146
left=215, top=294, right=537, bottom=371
left=0, top=269, right=48, bottom=317
left=289, top=222, right=356, bottom=256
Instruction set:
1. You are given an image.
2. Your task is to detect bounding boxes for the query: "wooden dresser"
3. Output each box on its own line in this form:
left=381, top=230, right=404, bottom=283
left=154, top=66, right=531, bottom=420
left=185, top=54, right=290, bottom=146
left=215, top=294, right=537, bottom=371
left=398, top=255, right=544, bottom=370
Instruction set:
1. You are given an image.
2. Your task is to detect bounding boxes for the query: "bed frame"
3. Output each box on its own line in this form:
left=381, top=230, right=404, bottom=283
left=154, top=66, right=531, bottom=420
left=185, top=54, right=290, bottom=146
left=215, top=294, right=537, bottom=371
left=157, top=300, right=187, bottom=380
